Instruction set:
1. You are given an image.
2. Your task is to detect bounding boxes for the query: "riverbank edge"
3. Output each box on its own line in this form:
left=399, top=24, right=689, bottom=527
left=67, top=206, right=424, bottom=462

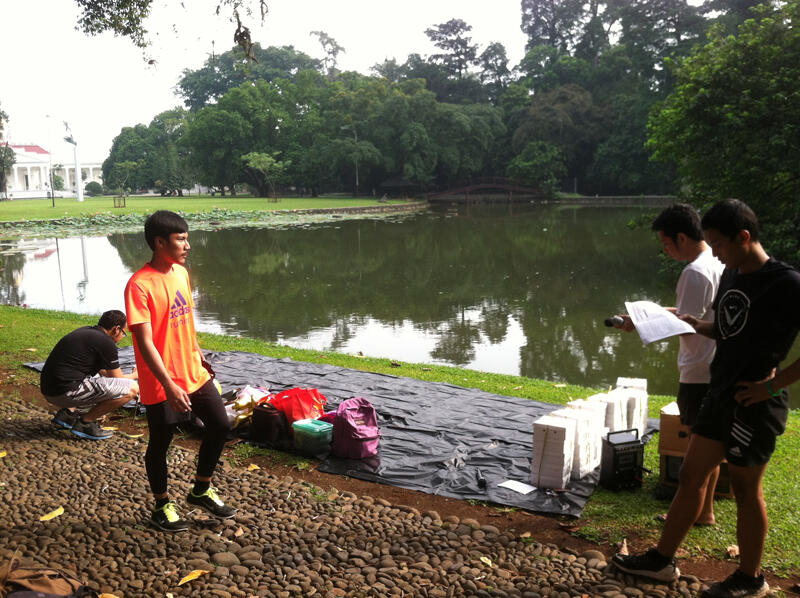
left=0, top=200, right=428, bottom=228
left=1, top=306, right=799, bottom=576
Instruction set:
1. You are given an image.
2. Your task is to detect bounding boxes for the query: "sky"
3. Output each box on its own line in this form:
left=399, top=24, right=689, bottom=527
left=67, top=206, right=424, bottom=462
left=1, top=0, right=528, bottom=164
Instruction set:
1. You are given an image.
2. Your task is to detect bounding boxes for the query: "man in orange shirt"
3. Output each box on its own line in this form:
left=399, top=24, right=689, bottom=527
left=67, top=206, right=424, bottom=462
left=125, top=210, right=234, bottom=532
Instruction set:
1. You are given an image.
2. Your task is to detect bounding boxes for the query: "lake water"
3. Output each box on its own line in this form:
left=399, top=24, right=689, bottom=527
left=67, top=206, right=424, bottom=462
left=3, top=204, right=798, bottom=400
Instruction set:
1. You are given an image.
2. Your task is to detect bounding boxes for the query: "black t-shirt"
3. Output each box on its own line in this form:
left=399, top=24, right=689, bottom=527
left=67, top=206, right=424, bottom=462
left=40, top=326, right=120, bottom=396
left=709, top=258, right=800, bottom=400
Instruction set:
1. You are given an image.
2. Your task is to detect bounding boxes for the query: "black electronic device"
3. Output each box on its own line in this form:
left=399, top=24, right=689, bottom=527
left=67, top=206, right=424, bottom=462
left=600, top=428, right=646, bottom=491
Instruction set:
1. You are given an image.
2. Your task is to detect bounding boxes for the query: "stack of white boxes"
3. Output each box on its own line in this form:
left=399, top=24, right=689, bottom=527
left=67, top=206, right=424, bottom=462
left=549, top=407, right=603, bottom=480
left=530, top=415, right=575, bottom=489
left=589, top=392, right=627, bottom=432
left=608, top=384, right=649, bottom=437
left=529, top=378, right=649, bottom=487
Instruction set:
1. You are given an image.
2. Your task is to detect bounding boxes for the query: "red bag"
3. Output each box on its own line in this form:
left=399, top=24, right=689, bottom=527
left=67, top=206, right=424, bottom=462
left=269, top=387, right=327, bottom=424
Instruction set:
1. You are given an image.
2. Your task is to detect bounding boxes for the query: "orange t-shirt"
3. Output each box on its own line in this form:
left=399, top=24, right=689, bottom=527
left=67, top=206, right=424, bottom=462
left=124, top=263, right=209, bottom=405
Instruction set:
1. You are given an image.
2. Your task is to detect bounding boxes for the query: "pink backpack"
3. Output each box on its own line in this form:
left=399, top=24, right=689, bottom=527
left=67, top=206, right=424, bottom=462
left=331, top=397, right=380, bottom=459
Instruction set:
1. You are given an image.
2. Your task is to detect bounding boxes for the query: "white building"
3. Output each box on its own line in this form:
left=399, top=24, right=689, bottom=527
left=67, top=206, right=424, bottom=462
left=1, top=143, right=103, bottom=199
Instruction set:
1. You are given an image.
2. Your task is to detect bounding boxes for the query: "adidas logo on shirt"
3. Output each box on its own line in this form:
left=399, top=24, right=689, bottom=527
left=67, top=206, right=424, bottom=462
left=169, top=290, right=191, bottom=320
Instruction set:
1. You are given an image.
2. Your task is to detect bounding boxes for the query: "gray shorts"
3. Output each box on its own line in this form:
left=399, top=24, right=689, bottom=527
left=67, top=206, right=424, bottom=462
left=44, top=376, right=135, bottom=409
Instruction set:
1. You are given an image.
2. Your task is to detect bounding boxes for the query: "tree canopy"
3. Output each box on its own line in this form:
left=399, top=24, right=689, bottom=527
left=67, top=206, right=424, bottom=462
left=647, top=0, right=800, bottom=261
left=97, top=0, right=800, bottom=219
left=72, top=0, right=267, bottom=51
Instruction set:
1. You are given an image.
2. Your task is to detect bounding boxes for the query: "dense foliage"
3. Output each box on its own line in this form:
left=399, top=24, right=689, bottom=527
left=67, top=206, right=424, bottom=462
left=648, top=0, right=800, bottom=262
left=94, top=0, right=800, bottom=236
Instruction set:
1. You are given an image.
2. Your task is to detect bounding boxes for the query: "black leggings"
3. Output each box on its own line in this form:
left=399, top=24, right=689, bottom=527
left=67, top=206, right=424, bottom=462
left=144, top=380, right=232, bottom=496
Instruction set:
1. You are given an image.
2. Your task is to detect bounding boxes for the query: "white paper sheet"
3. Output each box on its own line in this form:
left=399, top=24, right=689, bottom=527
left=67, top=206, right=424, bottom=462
left=625, top=300, right=696, bottom=345
left=498, top=480, right=537, bottom=495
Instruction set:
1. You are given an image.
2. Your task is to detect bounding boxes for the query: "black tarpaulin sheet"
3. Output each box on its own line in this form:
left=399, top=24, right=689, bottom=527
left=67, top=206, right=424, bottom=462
left=28, top=347, right=604, bottom=516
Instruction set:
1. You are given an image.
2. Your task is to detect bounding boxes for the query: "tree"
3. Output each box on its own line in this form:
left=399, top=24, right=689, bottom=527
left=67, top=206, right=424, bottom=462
left=616, top=0, right=706, bottom=88
left=182, top=106, right=250, bottom=194
left=520, top=0, right=585, bottom=51
left=0, top=103, right=14, bottom=196
left=647, top=0, right=800, bottom=261
left=506, top=141, right=566, bottom=196
left=102, top=124, right=156, bottom=190
left=310, top=31, right=345, bottom=79
left=425, top=19, right=478, bottom=78
left=109, top=160, right=140, bottom=194
left=512, top=84, right=606, bottom=187
left=477, top=42, right=511, bottom=103
left=72, top=0, right=267, bottom=53
left=241, top=151, right=290, bottom=198
left=176, top=44, right=321, bottom=111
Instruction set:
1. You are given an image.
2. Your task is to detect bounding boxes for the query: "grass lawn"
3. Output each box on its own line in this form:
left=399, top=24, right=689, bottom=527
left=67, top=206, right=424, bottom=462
left=0, top=195, right=409, bottom=222
left=1, top=305, right=798, bottom=576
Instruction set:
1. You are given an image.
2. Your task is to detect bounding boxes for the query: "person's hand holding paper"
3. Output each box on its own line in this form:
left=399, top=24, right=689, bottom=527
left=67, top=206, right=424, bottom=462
left=624, top=300, right=696, bottom=345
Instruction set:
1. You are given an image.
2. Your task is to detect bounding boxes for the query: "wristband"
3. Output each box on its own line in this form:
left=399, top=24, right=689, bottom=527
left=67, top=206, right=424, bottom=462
left=765, top=380, right=783, bottom=399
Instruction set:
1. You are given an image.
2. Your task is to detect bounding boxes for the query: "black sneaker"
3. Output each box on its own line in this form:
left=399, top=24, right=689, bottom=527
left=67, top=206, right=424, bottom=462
left=612, top=547, right=680, bottom=582
left=70, top=419, right=113, bottom=440
left=150, top=501, right=189, bottom=532
left=186, top=486, right=237, bottom=519
left=701, top=570, right=769, bottom=598
left=53, top=408, right=79, bottom=429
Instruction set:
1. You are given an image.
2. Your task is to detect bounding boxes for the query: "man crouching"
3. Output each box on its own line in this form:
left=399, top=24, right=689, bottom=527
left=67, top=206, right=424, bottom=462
left=41, top=309, right=139, bottom=440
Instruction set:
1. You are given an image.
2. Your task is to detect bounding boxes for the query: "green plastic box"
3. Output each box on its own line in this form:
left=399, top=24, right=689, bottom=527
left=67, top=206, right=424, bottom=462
left=292, top=418, right=333, bottom=456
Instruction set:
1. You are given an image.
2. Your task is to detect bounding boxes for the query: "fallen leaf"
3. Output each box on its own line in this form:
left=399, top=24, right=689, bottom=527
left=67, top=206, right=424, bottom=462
left=726, top=544, right=739, bottom=558
left=98, top=594, right=121, bottom=598
left=234, top=527, right=244, bottom=537
left=119, top=432, right=144, bottom=439
left=0, top=450, right=6, bottom=458
left=552, top=383, right=567, bottom=388
left=39, top=506, right=64, bottom=521
left=479, top=556, right=493, bottom=567
left=178, top=569, right=210, bottom=586
left=166, top=594, right=175, bottom=598
left=618, top=538, right=629, bottom=555
left=520, top=531, right=531, bottom=538
left=390, top=361, right=400, bottom=367
left=101, top=426, right=118, bottom=431
left=24, top=347, right=37, bottom=352
left=247, top=463, right=260, bottom=471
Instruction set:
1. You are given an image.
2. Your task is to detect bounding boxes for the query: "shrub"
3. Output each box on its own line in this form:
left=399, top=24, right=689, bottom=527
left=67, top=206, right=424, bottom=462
left=84, top=181, right=104, bottom=196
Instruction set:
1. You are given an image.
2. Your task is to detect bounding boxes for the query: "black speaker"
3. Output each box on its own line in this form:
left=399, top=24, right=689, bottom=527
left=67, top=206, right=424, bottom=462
left=600, top=429, right=645, bottom=491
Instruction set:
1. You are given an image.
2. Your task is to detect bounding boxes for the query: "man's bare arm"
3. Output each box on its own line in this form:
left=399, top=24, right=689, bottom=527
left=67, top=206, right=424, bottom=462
left=99, top=367, right=138, bottom=380
left=678, top=314, right=716, bottom=339
left=736, top=357, right=800, bottom=407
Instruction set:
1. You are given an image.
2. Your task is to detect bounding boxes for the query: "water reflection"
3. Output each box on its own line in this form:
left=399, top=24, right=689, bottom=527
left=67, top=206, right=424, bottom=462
left=0, top=205, right=722, bottom=395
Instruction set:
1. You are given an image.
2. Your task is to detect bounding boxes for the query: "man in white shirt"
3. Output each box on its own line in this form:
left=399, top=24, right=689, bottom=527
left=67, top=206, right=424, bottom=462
left=617, top=203, right=724, bottom=525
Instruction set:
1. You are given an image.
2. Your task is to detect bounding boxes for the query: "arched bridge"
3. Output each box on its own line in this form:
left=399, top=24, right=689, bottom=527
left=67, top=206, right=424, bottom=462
left=424, top=177, right=544, bottom=202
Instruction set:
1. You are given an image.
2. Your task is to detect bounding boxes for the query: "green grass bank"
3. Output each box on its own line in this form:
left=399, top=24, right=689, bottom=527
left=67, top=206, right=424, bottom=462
left=0, top=195, right=406, bottom=222
left=1, top=306, right=798, bottom=576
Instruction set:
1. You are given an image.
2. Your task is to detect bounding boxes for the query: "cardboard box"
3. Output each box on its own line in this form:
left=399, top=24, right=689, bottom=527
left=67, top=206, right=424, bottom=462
left=659, top=454, right=733, bottom=498
left=658, top=401, right=691, bottom=456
